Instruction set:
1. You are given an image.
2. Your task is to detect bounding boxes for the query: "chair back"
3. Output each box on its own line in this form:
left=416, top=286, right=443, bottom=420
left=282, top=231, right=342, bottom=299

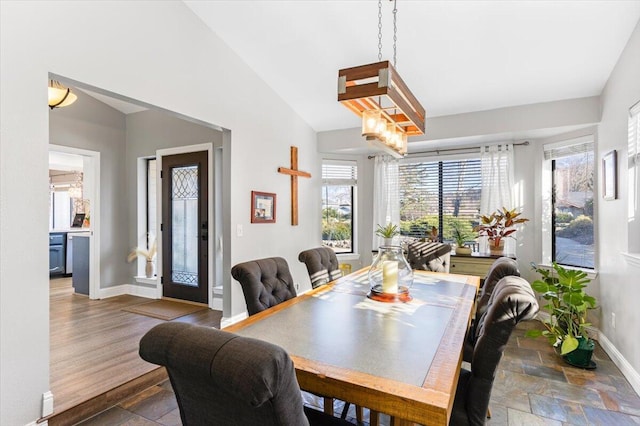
left=298, top=247, right=342, bottom=288
left=406, top=241, right=451, bottom=273
left=139, top=322, right=309, bottom=426
left=453, top=276, right=538, bottom=426
left=231, top=257, right=297, bottom=316
left=477, top=257, right=520, bottom=318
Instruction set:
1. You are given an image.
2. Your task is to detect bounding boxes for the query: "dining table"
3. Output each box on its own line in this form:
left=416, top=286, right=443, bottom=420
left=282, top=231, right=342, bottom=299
left=224, top=267, right=480, bottom=426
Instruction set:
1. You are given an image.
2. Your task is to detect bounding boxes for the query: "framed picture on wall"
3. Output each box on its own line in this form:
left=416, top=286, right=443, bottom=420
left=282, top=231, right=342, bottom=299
left=602, top=150, right=617, bottom=200
left=251, top=191, right=276, bottom=223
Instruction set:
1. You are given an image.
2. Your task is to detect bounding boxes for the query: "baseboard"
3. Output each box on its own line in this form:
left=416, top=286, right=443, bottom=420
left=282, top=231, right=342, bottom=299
left=535, top=312, right=640, bottom=397
left=597, top=331, right=640, bottom=397
left=27, top=420, right=46, bottom=426
left=220, top=311, right=248, bottom=329
left=99, top=284, right=157, bottom=299
left=42, top=390, right=54, bottom=417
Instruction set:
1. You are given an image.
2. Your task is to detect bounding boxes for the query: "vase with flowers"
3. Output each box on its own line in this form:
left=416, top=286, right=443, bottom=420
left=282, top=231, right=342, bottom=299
left=127, top=239, right=157, bottom=278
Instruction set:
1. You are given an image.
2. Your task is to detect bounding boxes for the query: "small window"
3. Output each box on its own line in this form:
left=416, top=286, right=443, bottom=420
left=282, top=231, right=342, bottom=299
left=322, top=160, right=357, bottom=254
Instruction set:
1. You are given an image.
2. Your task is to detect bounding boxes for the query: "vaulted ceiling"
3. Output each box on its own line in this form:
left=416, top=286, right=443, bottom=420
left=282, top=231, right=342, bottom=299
left=185, top=1, right=640, bottom=138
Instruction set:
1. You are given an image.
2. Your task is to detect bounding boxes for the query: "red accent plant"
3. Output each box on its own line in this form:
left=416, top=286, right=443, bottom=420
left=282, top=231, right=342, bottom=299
left=474, top=207, right=529, bottom=249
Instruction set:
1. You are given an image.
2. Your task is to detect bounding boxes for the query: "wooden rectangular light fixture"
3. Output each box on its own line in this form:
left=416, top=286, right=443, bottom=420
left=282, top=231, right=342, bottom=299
left=338, top=60, right=426, bottom=158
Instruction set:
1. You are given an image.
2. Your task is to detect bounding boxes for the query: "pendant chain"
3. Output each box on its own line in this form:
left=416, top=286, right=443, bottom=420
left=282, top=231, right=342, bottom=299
left=392, top=0, right=398, bottom=67
left=378, top=0, right=383, bottom=61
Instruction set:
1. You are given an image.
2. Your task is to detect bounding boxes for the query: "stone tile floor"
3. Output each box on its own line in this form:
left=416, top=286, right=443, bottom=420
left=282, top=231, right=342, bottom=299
left=78, top=320, right=640, bottom=425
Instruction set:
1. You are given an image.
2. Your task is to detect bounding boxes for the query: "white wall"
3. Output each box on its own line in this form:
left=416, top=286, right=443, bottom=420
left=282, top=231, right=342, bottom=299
left=0, top=2, right=318, bottom=424
left=598, top=20, right=640, bottom=377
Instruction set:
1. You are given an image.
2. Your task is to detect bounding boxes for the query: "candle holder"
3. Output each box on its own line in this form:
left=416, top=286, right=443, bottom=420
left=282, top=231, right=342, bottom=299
left=368, top=245, right=414, bottom=302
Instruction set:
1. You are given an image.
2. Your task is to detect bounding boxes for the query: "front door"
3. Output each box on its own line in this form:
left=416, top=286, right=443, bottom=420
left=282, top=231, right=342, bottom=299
left=162, top=151, right=208, bottom=304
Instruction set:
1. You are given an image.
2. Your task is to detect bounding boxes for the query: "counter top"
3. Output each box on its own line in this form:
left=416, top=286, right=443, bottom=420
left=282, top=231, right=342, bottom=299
left=50, top=228, right=91, bottom=233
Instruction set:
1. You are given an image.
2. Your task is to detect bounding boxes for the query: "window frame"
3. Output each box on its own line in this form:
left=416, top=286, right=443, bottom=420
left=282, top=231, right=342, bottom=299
left=321, top=159, right=358, bottom=255
left=542, top=135, right=596, bottom=270
left=399, top=153, right=482, bottom=246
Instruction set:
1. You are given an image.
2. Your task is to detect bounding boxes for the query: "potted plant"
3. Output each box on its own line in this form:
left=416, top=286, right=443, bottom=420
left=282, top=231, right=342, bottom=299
left=474, top=207, right=529, bottom=255
left=127, top=239, right=157, bottom=278
left=451, top=220, right=474, bottom=255
left=526, top=262, right=597, bottom=369
left=375, top=223, right=400, bottom=246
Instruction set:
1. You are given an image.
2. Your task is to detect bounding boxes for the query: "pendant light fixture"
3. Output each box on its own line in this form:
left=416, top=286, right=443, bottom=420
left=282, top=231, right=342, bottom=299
left=337, top=0, right=425, bottom=158
left=48, top=80, right=77, bottom=109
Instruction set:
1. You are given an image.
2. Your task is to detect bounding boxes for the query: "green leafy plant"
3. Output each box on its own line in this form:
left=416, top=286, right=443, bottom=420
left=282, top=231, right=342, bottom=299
left=473, top=207, right=529, bottom=249
left=451, top=220, right=475, bottom=247
left=526, top=262, right=597, bottom=355
left=375, top=223, right=400, bottom=238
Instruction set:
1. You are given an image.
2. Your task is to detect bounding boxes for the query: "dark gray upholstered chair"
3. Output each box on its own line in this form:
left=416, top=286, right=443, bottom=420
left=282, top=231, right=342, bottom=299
left=477, top=257, right=520, bottom=318
left=231, top=257, right=297, bottom=316
left=463, top=256, right=521, bottom=362
left=139, top=322, right=351, bottom=426
left=298, top=247, right=342, bottom=289
left=406, top=241, right=452, bottom=273
left=450, top=276, right=539, bottom=426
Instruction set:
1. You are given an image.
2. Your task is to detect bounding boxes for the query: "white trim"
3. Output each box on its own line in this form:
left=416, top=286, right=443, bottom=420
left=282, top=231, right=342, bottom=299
left=99, top=284, right=157, bottom=299
left=134, top=276, right=158, bottom=285
left=220, top=312, right=249, bottom=329
left=337, top=253, right=361, bottom=261
left=42, top=391, right=54, bottom=417
left=598, top=331, right=640, bottom=397
left=622, top=252, right=640, bottom=268
left=26, top=420, right=46, bottom=426
left=536, top=263, right=598, bottom=280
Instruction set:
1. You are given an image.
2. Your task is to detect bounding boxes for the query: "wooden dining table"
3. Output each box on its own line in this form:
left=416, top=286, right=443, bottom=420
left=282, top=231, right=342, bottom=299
left=224, top=267, right=480, bottom=425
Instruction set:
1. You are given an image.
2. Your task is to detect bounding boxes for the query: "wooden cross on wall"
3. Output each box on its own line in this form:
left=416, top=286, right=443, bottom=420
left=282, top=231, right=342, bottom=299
left=278, top=146, right=311, bottom=226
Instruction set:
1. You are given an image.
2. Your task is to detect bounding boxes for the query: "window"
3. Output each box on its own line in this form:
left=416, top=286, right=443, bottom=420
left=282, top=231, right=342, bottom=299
left=544, top=137, right=595, bottom=269
left=398, top=158, right=481, bottom=245
left=322, top=160, right=357, bottom=253
left=146, top=158, right=157, bottom=249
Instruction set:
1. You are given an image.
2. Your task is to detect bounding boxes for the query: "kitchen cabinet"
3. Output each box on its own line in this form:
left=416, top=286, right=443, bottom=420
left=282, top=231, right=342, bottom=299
left=49, top=232, right=66, bottom=275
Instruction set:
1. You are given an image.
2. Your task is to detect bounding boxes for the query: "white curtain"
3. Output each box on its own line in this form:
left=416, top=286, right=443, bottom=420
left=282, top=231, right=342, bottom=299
left=480, top=144, right=515, bottom=254
left=372, top=155, right=400, bottom=249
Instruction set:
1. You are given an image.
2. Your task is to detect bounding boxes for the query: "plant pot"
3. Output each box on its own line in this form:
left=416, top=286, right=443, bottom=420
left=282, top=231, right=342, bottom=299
left=489, top=240, right=505, bottom=256
left=383, top=238, right=394, bottom=246
left=455, top=246, right=472, bottom=255
left=562, top=337, right=596, bottom=369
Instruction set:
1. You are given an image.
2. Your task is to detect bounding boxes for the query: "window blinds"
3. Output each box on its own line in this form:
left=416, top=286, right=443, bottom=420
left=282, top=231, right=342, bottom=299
left=322, top=160, right=357, bottom=186
left=544, top=136, right=594, bottom=160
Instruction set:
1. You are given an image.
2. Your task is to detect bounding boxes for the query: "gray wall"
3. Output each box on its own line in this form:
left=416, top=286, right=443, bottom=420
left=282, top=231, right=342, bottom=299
left=125, top=109, right=223, bottom=284
left=49, top=91, right=130, bottom=289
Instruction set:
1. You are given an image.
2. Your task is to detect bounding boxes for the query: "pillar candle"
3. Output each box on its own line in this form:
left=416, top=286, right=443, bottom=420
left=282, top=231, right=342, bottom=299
left=382, top=260, right=398, bottom=294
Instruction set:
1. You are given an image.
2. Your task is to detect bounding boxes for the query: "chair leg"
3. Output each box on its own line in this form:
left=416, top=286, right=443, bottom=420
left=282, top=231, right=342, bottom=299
left=370, top=410, right=380, bottom=426
left=323, top=397, right=334, bottom=416
left=356, top=405, right=363, bottom=422
left=340, top=402, right=350, bottom=419
left=487, top=407, right=492, bottom=418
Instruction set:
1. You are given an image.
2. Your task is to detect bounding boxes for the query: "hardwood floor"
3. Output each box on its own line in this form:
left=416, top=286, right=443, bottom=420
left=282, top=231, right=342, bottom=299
left=48, top=277, right=221, bottom=425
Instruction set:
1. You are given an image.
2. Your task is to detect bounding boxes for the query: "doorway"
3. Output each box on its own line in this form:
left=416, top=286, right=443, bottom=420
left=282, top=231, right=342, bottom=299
left=161, top=150, right=209, bottom=303
left=48, top=145, right=101, bottom=299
